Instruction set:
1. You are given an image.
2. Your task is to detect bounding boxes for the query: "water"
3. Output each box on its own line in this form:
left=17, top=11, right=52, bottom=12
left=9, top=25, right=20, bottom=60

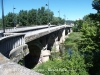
left=68, top=48, right=72, bottom=55
left=59, top=44, right=73, bottom=55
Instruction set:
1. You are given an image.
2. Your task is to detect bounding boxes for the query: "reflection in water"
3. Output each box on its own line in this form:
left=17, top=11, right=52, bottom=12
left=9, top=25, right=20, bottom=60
left=59, top=44, right=73, bottom=55
left=68, top=48, right=72, bottom=55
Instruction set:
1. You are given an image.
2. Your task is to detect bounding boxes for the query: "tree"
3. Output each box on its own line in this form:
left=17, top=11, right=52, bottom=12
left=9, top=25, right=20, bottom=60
left=51, top=16, right=59, bottom=25
left=27, top=9, right=37, bottom=25
left=0, top=19, right=2, bottom=28
left=73, top=20, right=83, bottom=32
left=5, top=12, right=15, bottom=27
left=78, top=8, right=100, bottom=75
left=92, top=0, right=100, bottom=13
left=34, top=49, right=88, bottom=75
left=18, top=10, right=28, bottom=26
left=3, top=6, right=65, bottom=27
left=40, top=7, right=48, bottom=24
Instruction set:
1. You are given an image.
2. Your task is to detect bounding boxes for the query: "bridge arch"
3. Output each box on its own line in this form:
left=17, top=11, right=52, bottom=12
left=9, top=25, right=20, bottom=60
left=47, top=33, right=56, bottom=51
left=58, top=30, right=62, bottom=42
left=25, top=40, right=42, bottom=69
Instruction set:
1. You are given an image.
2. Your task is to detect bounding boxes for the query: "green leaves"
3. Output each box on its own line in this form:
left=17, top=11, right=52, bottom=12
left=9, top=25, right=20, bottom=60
left=34, top=50, right=88, bottom=75
left=2, top=6, right=71, bottom=27
left=0, top=19, right=2, bottom=28
left=92, top=0, right=100, bottom=13
left=73, top=20, right=83, bottom=32
left=79, top=11, right=100, bottom=74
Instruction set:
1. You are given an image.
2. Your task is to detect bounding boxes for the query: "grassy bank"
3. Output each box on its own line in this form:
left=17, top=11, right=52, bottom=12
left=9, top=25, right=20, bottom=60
left=64, top=32, right=82, bottom=50
left=33, top=32, right=89, bottom=75
left=65, top=32, right=82, bottom=45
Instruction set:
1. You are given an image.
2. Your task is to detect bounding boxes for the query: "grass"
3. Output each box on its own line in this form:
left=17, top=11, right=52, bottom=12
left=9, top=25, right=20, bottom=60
left=64, top=32, right=82, bottom=46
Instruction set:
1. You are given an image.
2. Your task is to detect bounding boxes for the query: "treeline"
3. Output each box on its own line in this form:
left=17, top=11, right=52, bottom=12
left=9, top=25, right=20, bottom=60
left=0, top=6, right=72, bottom=28
left=72, top=0, right=100, bottom=75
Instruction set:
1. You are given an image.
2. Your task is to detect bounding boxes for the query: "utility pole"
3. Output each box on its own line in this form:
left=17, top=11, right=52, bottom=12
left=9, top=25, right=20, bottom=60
left=58, top=9, right=60, bottom=25
left=64, top=15, right=66, bottom=25
left=13, top=5, right=16, bottom=27
left=1, top=0, right=5, bottom=33
left=46, top=0, right=50, bottom=25
left=58, top=9, right=60, bottom=18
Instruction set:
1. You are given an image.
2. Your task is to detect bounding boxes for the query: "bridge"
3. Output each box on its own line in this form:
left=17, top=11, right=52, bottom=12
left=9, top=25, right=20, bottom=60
left=0, top=24, right=72, bottom=75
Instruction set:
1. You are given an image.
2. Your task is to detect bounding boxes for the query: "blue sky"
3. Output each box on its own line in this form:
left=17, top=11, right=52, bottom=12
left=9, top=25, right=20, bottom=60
left=0, top=0, right=97, bottom=20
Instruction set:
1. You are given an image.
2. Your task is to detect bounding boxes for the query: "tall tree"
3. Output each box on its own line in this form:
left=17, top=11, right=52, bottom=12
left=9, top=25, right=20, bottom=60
left=40, top=7, right=47, bottom=24
left=0, top=19, right=2, bottom=28
left=79, top=2, right=100, bottom=74
left=27, top=9, right=37, bottom=25
left=73, top=20, right=83, bottom=32
left=3, top=6, right=65, bottom=27
left=18, top=10, right=28, bottom=26
left=5, top=12, right=15, bottom=27
left=92, top=0, right=100, bottom=13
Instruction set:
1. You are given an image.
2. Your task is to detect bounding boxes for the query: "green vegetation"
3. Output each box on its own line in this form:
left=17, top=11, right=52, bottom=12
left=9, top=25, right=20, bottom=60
left=72, top=0, right=100, bottom=75
left=0, top=6, right=74, bottom=28
left=73, top=20, right=83, bottom=32
left=0, top=19, right=2, bottom=28
left=92, top=0, right=100, bottom=13
left=34, top=50, right=88, bottom=75
left=34, top=32, right=88, bottom=75
left=65, top=32, right=82, bottom=45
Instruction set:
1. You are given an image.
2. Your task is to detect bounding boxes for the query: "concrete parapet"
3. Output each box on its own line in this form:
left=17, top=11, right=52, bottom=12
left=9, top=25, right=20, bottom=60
left=9, top=44, right=29, bottom=62
left=0, top=53, right=43, bottom=75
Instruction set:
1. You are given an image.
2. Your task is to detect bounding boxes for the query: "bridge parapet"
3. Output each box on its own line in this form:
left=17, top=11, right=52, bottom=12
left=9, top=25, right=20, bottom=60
left=0, top=53, right=43, bottom=75
left=0, top=33, right=29, bottom=62
left=4, top=33, right=25, bottom=36
left=0, top=25, right=56, bottom=33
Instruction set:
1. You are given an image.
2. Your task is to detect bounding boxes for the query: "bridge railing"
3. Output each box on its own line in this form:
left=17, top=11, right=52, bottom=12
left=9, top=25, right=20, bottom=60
left=0, top=25, right=57, bottom=33
left=0, top=33, right=25, bottom=58
left=0, top=27, right=16, bottom=33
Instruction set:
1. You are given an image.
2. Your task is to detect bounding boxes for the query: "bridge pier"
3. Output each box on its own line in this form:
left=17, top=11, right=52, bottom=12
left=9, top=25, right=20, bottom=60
left=52, top=32, right=60, bottom=52
left=62, top=29, right=65, bottom=43
left=54, top=39, right=60, bottom=52
left=58, top=29, right=65, bottom=44
left=39, top=36, right=50, bottom=62
left=41, top=50, right=50, bottom=62
left=68, top=28, right=72, bottom=34
left=70, top=28, right=73, bottom=33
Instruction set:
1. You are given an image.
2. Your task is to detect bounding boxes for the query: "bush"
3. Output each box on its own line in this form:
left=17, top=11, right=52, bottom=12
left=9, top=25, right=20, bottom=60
left=34, top=49, right=89, bottom=75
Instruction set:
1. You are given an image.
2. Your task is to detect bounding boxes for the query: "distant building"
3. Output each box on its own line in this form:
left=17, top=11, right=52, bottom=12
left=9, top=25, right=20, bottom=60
left=71, top=23, right=74, bottom=26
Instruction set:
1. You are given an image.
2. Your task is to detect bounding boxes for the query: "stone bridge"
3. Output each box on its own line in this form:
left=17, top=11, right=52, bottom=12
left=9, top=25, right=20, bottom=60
left=0, top=24, right=72, bottom=74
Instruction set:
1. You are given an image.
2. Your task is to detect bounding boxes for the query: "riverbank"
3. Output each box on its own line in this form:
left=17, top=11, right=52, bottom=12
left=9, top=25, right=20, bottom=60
left=33, top=32, right=89, bottom=75
left=65, top=32, right=82, bottom=46
left=61, top=32, right=82, bottom=52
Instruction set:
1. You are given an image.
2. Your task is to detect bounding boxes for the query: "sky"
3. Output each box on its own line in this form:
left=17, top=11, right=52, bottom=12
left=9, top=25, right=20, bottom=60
left=0, top=0, right=97, bottom=20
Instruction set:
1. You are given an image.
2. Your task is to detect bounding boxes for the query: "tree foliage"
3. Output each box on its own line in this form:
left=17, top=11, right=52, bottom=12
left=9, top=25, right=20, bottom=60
left=34, top=50, right=88, bottom=75
left=0, top=19, right=2, bottom=28
left=78, top=2, right=100, bottom=74
left=73, top=20, right=83, bottom=32
left=1, top=6, right=67, bottom=27
left=92, top=0, right=100, bottom=13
